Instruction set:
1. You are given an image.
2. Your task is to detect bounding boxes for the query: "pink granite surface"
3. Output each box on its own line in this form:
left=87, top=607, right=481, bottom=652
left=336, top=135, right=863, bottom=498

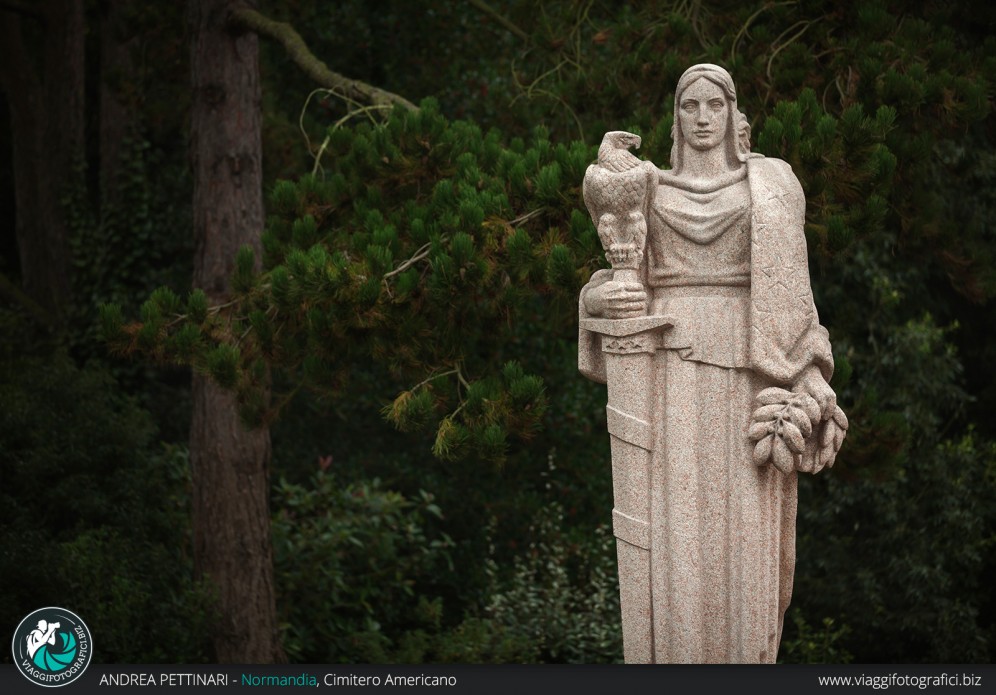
left=578, top=64, right=846, bottom=663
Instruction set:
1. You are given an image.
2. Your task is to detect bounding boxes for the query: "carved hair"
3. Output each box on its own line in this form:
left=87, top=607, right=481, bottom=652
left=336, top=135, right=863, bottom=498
left=670, top=63, right=751, bottom=173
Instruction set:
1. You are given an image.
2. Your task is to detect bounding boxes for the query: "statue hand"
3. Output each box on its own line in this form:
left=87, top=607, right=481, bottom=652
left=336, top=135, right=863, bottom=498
left=793, top=365, right=836, bottom=420
left=584, top=280, right=647, bottom=318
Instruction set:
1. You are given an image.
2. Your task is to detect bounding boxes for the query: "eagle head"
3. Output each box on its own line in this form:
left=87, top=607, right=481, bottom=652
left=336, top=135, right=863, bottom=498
left=602, top=131, right=642, bottom=152
left=596, top=131, right=644, bottom=172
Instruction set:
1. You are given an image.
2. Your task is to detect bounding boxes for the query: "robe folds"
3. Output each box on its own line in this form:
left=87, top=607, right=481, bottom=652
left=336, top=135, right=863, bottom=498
left=578, top=156, right=834, bottom=663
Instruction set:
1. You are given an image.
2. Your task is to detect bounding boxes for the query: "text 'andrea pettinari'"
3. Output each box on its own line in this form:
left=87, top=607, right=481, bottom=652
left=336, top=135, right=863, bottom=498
left=98, top=672, right=229, bottom=686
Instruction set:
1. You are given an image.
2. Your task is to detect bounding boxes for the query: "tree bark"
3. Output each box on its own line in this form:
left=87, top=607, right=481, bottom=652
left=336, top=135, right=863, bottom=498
left=0, top=0, right=84, bottom=315
left=99, top=0, right=137, bottom=205
left=189, top=0, right=284, bottom=663
left=229, top=7, right=417, bottom=111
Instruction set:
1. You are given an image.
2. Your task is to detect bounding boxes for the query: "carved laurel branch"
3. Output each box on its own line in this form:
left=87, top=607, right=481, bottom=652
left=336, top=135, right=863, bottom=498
left=748, top=387, right=848, bottom=475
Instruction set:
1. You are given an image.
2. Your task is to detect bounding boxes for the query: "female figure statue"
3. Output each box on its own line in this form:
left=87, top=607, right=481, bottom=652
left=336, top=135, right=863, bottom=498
left=578, top=64, right=847, bottom=663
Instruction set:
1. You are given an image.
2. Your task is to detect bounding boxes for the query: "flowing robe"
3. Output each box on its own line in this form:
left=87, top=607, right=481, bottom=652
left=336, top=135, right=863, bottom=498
left=578, top=156, right=834, bottom=663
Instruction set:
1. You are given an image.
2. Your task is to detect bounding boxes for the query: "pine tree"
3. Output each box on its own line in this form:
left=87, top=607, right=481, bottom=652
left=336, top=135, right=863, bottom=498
left=105, top=100, right=597, bottom=466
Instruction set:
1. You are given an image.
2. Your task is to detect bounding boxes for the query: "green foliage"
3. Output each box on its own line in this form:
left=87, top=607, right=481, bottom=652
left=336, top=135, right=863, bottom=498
left=54, top=524, right=215, bottom=663
left=0, top=352, right=210, bottom=662
left=120, top=101, right=592, bottom=459
left=475, top=505, right=622, bottom=663
left=206, top=344, right=241, bottom=389
left=399, top=503, right=622, bottom=663
left=546, top=244, right=580, bottom=293
left=271, top=473, right=453, bottom=663
left=780, top=611, right=853, bottom=664
left=233, top=246, right=257, bottom=293
left=383, top=388, right=435, bottom=432
left=795, top=434, right=996, bottom=662
left=186, top=289, right=208, bottom=323
left=98, top=303, right=125, bottom=343
left=271, top=485, right=622, bottom=664
left=65, top=135, right=192, bottom=358
left=534, top=162, right=562, bottom=203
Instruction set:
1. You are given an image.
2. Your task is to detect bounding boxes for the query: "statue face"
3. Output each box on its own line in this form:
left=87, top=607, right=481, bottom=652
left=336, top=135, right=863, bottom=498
left=677, top=78, right=729, bottom=152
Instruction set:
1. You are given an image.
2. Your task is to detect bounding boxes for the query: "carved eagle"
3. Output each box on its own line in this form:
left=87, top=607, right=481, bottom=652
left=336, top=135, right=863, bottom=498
left=582, top=131, right=655, bottom=268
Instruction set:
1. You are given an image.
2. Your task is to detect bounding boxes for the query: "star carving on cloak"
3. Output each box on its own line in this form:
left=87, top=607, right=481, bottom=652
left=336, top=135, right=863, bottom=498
left=756, top=247, right=813, bottom=316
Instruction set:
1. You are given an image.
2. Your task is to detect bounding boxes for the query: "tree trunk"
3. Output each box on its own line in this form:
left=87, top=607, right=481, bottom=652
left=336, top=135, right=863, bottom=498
left=99, top=0, right=137, bottom=206
left=0, top=0, right=84, bottom=315
left=189, top=0, right=284, bottom=663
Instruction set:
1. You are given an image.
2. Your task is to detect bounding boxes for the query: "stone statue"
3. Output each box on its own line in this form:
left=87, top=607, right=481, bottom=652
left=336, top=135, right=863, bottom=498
left=578, top=64, right=848, bottom=664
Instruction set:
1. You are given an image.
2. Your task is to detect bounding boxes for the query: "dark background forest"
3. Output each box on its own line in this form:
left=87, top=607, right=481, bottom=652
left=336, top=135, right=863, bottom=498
left=1, top=0, right=995, bottom=664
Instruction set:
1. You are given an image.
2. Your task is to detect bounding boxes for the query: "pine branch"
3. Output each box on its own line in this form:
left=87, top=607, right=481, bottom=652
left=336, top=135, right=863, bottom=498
left=229, top=7, right=418, bottom=111
left=468, top=0, right=530, bottom=43
left=509, top=208, right=546, bottom=225
left=384, top=243, right=432, bottom=280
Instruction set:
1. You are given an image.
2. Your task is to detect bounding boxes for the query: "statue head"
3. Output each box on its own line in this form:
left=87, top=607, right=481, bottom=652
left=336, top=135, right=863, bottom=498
left=670, top=63, right=751, bottom=173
